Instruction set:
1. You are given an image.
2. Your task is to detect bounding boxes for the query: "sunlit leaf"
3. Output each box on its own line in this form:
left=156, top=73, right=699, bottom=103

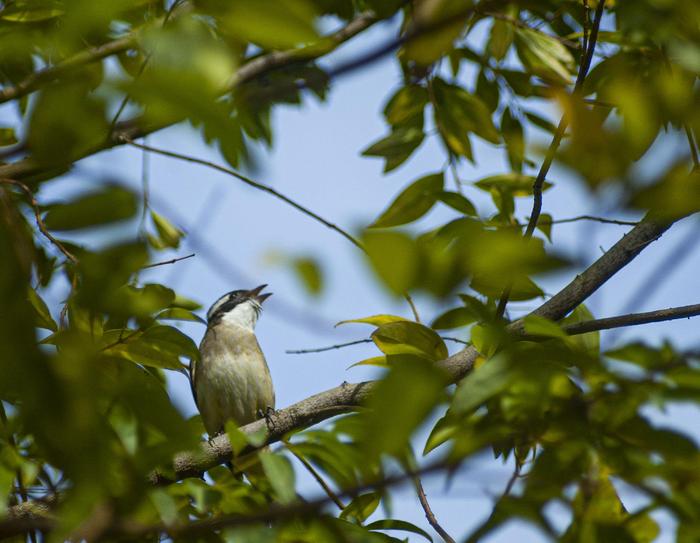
left=514, top=27, right=575, bottom=83
left=384, top=85, right=428, bottom=126
left=336, top=314, right=408, bottom=327
left=363, top=231, right=419, bottom=295
left=223, top=0, right=319, bottom=50
left=150, top=211, right=183, bottom=249
left=372, top=321, right=448, bottom=360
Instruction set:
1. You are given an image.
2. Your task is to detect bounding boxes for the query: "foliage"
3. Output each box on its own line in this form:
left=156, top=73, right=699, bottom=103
left=0, top=0, right=699, bottom=541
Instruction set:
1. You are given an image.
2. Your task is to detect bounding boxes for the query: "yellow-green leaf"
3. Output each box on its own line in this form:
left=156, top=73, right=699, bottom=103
left=370, top=173, right=443, bottom=228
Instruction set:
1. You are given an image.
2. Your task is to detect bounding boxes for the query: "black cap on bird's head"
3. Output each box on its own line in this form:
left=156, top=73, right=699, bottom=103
left=206, top=284, right=272, bottom=323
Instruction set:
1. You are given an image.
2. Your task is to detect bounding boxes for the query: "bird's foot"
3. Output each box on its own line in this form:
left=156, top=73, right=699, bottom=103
left=258, top=406, right=276, bottom=431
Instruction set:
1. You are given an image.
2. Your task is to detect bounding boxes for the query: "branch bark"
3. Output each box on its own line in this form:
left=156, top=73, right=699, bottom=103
left=562, top=303, right=700, bottom=335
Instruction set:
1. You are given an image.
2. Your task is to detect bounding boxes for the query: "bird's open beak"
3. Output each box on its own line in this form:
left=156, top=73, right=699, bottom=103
left=248, top=284, right=272, bottom=304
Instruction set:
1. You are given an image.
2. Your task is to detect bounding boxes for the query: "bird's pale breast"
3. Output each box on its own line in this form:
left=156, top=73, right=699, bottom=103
left=195, top=322, right=274, bottom=436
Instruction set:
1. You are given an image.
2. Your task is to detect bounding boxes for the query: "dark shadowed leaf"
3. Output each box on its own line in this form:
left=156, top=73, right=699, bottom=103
left=366, top=519, right=434, bottom=542
left=340, top=492, right=381, bottom=523
left=370, top=173, right=443, bottom=228
left=260, top=451, right=296, bottom=504
left=435, top=191, right=477, bottom=216
left=44, top=186, right=137, bottom=231
left=362, top=127, right=425, bottom=172
left=363, top=356, right=446, bottom=459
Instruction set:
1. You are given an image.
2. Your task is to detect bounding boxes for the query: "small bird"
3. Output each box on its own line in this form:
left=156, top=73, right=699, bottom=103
left=191, top=284, right=275, bottom=437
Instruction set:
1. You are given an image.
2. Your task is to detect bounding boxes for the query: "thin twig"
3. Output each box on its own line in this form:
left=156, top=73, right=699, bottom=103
left=123, top=139, right=363, bottom=250
left=285, top=336, right=468, bottom=354
left=496, top=0, right=607, bottom=318
left=0, top=179, right=78, bottom=263
left=413, top=474, right=456, bottom=543
left=561, top=303, right=700, bottom=336
left=406, top=294, right=421, bottom=322
left=685, top=124, right=699, bottom=169
left=283, top=439, right=345, bottom=511
left=142, top=253, right=195, bottom=269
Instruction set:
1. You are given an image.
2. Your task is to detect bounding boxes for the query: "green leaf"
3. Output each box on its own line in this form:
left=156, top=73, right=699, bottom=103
left=292, top=257, right=323, bottom=296
left=431, top=307, right=476, bottom=330
left=362, top=356, right=446, bottom=458
left=150, top=211, right=183, bottom=249
left=347, top=356, right=390, bottom=370
left=487, top=18, right=514, bottom=61
left=44, top=186, right=137, bottom=231
left=562, top=304, right=599, bottom=355
left=106, top=325, right=199, bottom=370
left=501, top=107, right=524, bottom=172
left=370, top=173, right=444, bottom=228
left=363, top=231, right=419, bottom=295
left=156, top=308, right=206, bottom=324
left=340, top=492, right=381, bottom=523
left=474, top=173, right=550, bottom=196
left=366, top=519, right=434, bottom=542
left=372, top=321, right=448, bottom=361
left=27, top=288, right=57, bottom=331
left=0, top=127, right=18, bottom=146
left=435, top=191, right=477, bottom=216
left=423, top=414, right=459, bottom=454
left=452, top=353, right=517, bottom=413
left=402, top=0, right=472, bottom=65
left=514, top=27, right=574, bottom=83
left=260, top=451, right=297, bottom=504
left=537, top=212, right=553, bottom=242
left=336, top=315, right=408, bottom=327
left=384, top=85, right=428, bottom=126
left=523, top=315, right=566, bottom=338
left=432, top=78, right=500, bottom=145
left=223, top=0, right=319, bottom=49
left=475, top=70, right=500, bottom=112
left=362, top=127, right=425, bottom=172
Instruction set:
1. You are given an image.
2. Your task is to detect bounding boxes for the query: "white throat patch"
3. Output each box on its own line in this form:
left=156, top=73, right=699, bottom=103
left=219, top=299, right=262, bottom=331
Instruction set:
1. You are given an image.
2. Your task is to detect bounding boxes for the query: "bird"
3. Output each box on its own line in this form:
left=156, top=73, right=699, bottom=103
left=191, top=284, right=275, bottom=437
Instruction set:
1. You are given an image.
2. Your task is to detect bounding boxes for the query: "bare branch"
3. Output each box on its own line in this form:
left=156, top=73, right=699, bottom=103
left=413, top=474, right=456, bottom=543
left=0, top=36, right=135, bottom=106
left=0, top=179, right=78, bottom=264
left=141, top=253, right=195, bottom=269
left=124, top=139, right=363, bottom=250
left=285, top=336, right=468, bottom=355
left=562, top=303, right=700, bottom=336
left=528, top=215, right=638, bottom=227
left=496, top=0, right=607, bottom=317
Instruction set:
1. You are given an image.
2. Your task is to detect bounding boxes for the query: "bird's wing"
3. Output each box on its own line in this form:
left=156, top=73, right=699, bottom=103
left=189, top=354, right=200, bottom=410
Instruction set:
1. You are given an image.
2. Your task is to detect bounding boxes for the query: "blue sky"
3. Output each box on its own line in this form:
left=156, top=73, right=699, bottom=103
left=6, top=14, right=700, bottom=542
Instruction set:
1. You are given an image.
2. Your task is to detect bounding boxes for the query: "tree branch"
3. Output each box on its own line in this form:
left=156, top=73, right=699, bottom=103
left=0, top=36, right=135, bottom=105
left=141, top=253, right=195, bottom=269
left=413, top=474, right=456, bottom=543
left=0, top=214, right=685, bottom=537
left=0, top=10, right=379, bottom=182
left=0, top=179, right=78, bottom=264
left=562, top=303, right=700, bottom=336
left=285, top=336, right=468, bottom=355
left=496, top=0, right=607, bottom=317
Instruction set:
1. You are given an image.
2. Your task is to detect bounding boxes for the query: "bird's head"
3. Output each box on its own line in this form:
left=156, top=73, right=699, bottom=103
left=206, top=284, right=272, bottom=329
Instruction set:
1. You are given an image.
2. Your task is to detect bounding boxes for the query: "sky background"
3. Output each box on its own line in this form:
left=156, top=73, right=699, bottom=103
left=5, top=13, right=700, bottom=542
